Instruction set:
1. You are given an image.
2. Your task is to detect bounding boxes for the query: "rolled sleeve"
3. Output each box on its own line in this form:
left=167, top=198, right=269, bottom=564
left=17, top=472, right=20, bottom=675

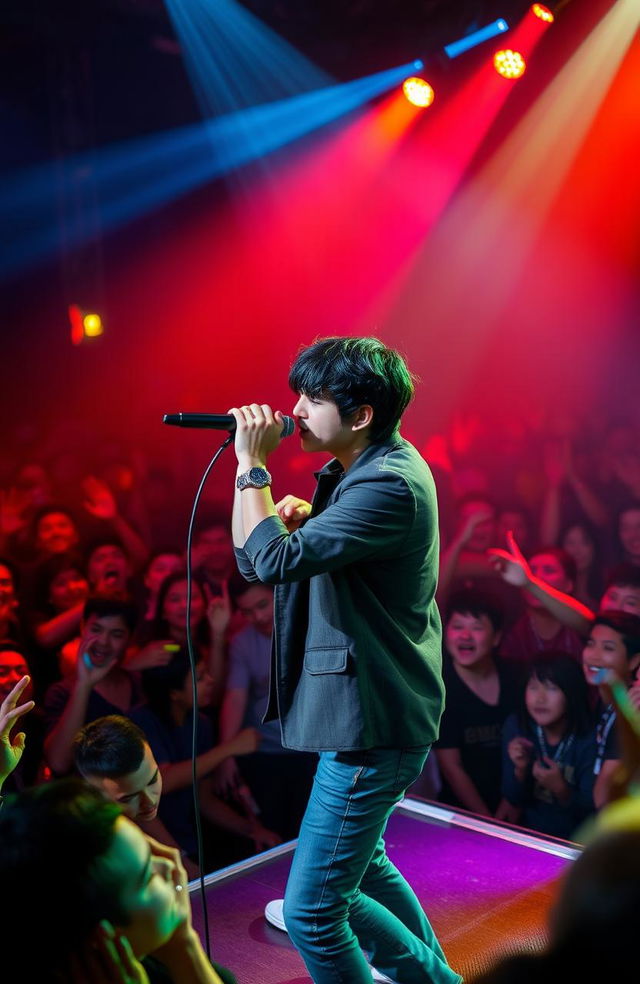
left=234, top=545, right=261, bottom=583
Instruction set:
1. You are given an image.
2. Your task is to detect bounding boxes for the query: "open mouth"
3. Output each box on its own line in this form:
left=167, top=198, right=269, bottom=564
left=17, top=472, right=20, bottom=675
left=585, top=665, right=611, bottom=684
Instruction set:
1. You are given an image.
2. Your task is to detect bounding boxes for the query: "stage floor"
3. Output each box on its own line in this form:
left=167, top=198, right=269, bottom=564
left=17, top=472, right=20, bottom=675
left=188, top=798, right=580, bottom=983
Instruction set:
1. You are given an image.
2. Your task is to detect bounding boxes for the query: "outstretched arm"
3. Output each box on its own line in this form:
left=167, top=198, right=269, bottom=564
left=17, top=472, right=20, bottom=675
left=488, top=532, right=593, bottom=635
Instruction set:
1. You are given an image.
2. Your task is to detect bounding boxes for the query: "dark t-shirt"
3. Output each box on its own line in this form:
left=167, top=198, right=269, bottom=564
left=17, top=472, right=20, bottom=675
left=131, top=705, right=213, bottom=858
left=501, top=615, right=584, bottom=670
left=44, top=674, right=145, bottom=735
left=501, top=713, right=597, bottom=839
left=435, top=657, right=520, bottom=813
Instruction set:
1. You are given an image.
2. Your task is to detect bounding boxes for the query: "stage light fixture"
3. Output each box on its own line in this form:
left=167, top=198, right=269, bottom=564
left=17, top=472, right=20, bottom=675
left=493, top=49, right=527, bottom=79
left=83, top=313, right=103, bottom=337
left=402, top=77, right=435, bottom=108
left=444, top=19, right=510, bottom=58
left=531, top=4, right=555, bottom=23
left=69, top=304, right=104, bottom=344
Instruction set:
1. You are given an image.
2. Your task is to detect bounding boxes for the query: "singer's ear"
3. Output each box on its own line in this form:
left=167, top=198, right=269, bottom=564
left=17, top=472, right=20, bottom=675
left=351, top=405, right=373, bottom=432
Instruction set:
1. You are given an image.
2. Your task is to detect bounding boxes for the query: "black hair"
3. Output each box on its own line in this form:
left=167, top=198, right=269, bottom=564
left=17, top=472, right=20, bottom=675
left=144, top=548, right=183, bottom=571
left=559, top=519, right=604, bottom=600
left=74, top=714, right=147, bottom=779
left=85, top=534, right=129, bottom=564
left=288, top=335, right=415, bottom=442
left=141, top=648, right=192, bottom=724
left=454, top=491, right=497, bottom=513
left=528, top=545, right=577, bottom=584
left=0, top=554, right=19, bottom=591
left=83, top=595, right=138, bottom=634
left=0, top=779, right=126, bottom=980
left=0, top=641, right=28, bottom=657
left=550, top=829, right=640, bottom=951
left=522, top=652, right=592, bottom=737
left=605, top=563, right=640, bottom=592
left=445, top=587, right=504, bottom=633
left=616, top=501, right=640, bottom=560
left=227, top=571, right=273, bottom=608
left=150, top=570, right=207, bottom=641
left=590, top=611, right=640, bottom=661
left=32, top=550, right=86, bottom=612
left=30, top=503, right=78, bottom=538
left=194, top=506, right=232, bottom=535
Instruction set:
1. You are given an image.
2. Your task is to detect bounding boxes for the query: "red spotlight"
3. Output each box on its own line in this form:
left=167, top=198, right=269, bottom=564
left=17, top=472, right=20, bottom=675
left=531, top=3, right=554, bottom=23
left=68, top=304, right=104, bottom=344
left=493, top=49, right=527, bottom=79
left=402, top=76, right=435, bottom=108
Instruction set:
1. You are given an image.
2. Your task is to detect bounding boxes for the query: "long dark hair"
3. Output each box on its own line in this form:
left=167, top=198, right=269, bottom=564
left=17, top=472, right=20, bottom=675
left=150, top=570, right=209, bottom=645
left=520, top=652, right=592, bottom=737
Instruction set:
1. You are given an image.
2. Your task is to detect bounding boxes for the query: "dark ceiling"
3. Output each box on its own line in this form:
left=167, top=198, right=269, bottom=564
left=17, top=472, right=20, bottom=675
left=1, top=0, right=536, bottom=170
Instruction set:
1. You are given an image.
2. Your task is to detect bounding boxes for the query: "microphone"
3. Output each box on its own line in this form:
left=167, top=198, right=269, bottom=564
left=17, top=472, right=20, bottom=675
left=163, top=412, right=295, bottom=437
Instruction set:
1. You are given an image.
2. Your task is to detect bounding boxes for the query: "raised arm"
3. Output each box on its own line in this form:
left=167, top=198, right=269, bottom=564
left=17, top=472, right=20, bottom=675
left=0, top=675, right=35, bottom=793
left=488, top=532, right=593, bottom=635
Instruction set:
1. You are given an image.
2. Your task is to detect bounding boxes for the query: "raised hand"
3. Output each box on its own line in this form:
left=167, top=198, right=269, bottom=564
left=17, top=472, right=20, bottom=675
left=457, top=504, right=494, bottom=547
left=70, top=921, right=151, bottom=984
left=82, top=475, right=118, bottom=521
left=487, top=531, right=531, bottom=587
left=275, top=494, right=312, bottom=533
left=0, top=675, right=35, bottom=789
left=125, top=641, right=178, bottom=672
left=228, top=403, right=285, bottom=468
left=76, top=628, right=119, bottom=685
left=205, top=579, right=232, bottom=637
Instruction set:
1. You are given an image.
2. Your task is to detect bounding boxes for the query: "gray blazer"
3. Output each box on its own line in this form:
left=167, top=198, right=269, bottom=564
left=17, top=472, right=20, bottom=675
left=235, top=435, right=445, bottom=751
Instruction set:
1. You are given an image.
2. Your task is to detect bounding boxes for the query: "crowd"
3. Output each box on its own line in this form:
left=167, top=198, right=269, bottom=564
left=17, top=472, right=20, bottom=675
left=2, top=405, right=640, bottom=982
left=2, top=412, right=640, bottom=856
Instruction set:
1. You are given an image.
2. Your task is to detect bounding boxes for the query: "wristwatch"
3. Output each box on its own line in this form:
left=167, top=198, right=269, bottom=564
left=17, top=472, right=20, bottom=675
left=236, top=466, right=272, bottom=490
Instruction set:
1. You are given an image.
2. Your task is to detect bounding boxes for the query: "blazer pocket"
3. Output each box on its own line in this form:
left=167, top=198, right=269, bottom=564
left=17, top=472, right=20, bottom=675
left=304, top=647, right=349, bottom=675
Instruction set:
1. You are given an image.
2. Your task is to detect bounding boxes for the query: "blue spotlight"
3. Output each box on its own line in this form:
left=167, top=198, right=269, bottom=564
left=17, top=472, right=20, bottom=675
left=1, top=62, right=418, bottom=280
left=444, top=19, right=509, bottom=59
left=164, top=0, right=329, bottom=116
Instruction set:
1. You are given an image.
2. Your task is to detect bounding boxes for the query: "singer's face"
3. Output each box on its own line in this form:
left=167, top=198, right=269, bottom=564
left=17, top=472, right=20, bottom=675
left=292, top=393, right=353, bottom=455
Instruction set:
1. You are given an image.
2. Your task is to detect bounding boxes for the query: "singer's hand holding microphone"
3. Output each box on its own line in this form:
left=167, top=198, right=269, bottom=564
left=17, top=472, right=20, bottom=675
left=228, top=404, right=290, bottom=467
left=163, top=404, right=294, bottom=470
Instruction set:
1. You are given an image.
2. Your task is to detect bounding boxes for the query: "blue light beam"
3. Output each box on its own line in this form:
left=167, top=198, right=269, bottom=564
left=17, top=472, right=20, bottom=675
left=444, top=19, right=510, bottom=59
left=164, top=0, right=330, bottom=116
left=1, top=62, right=418, bottom=280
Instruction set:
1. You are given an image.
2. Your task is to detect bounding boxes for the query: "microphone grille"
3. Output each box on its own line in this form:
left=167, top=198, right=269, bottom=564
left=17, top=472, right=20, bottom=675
left=282, top=415, right=295, bottom=438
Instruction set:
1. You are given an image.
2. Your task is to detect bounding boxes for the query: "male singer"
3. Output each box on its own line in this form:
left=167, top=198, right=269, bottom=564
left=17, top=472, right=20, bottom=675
left=229, top=336, right=461, bottom=984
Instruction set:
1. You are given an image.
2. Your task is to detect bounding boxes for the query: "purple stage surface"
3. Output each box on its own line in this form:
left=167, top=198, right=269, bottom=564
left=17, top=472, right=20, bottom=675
left=188, top=798, right=580, bottom=983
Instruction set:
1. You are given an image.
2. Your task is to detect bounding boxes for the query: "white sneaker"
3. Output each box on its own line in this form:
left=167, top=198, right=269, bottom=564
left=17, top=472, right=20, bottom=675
left=368, top=969, right=397, bottom=983
left=264, top=898, right=287, bottom=932
left=263, top=899, right=397, bottom=982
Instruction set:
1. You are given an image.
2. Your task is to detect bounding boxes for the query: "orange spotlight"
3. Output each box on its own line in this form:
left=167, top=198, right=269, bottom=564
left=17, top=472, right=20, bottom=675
left=531, top=3, right=555, bottom=23
left=402, top=77, right=435, bottom=108
left=493, top=49, right=527, bottom=79
left=83, top=313, right=103, bottom=337
left=69, top=304, right=104, bottom=344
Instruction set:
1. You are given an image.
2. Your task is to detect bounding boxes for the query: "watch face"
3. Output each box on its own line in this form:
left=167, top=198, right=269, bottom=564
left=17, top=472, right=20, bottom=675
left=237, top=466, right=271, bottom=490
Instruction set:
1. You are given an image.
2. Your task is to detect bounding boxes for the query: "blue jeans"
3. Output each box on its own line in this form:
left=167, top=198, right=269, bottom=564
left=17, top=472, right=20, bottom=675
left=283, top=747, right=462, bottom=984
